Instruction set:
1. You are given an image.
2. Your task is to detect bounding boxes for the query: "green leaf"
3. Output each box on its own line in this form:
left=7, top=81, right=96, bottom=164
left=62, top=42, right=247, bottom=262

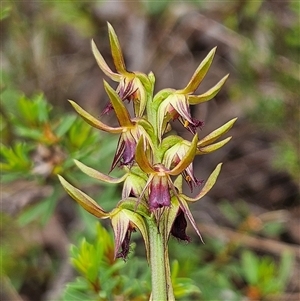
left=15, top=126, right=42, bottom=140
left=56, top=114, right=77, bottom=138
left=18, top=189, right=59, bottom=226
left=63, top=279, right=93, bottom=301
left=277, top=251, right=294, bottom=288
left=0, top=5, right=11, bottom=20
left=0, top=143, right=32, bottom=172
left=35, top=94, right=50, bottom=123
left=241, top=250, right=259, bottom=285
left=18, top=96, right=38, bottom=125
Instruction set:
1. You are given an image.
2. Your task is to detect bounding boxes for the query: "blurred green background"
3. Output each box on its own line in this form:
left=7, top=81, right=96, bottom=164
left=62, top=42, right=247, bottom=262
left=1, top=1, right=299, bottom=301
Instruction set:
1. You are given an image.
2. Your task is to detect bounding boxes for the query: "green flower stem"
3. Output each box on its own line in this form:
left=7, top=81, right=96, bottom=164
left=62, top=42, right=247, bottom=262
left=148, top=217, right=175, bottom=301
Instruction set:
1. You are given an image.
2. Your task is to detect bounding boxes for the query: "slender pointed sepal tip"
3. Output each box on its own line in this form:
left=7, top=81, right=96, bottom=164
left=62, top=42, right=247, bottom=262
left=91, top=39, right=121, bottom=81
left=68, top=99, right=123, bottom=133
left=74, top=159, right=126, bottom=184
left=57, top=175, right=109, bottom=219
left=184, top=162, right=223, bottom=202
left=107, top=22, right=128, bottom=75
left=178, top=46, right=218, bottom=94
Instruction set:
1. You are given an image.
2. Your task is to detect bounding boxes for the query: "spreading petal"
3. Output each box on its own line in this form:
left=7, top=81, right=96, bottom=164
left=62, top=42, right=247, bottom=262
left=183, top=163, right=222, bottom=202
left=69, top=100, right=123, bottom=134
left=179, top=197, right=203, bottom=242
left=74, top=160, right=127, bottom=184
left=197, top=118, right=237, bottom=147
left=197, top=137, right=232, bottom=155
left=188, top=74, right=229, bottom=105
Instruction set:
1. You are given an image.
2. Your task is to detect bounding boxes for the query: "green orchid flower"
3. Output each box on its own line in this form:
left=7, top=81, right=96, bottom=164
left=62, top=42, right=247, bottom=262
left=170, top=163, right=223, bottom=243
left=58, top=175, right=149, bottom=260
left=92, top=23, right=150, bottom=117
left=69, top=81, right=154, bottom=170
left=161, top=135, right=202, bottom=192
left=154, top=47, right=229, bottom=137
left=73, top=159, right=148, bottom=200
left=135, top=134, right=198, bottom=212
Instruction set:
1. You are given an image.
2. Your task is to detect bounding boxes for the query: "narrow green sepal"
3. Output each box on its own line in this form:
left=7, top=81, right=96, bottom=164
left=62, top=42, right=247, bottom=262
left=197, top=137, right=232, bottom=154
left=68, top=100, right=123, bottom=133
left=198, top=118, right=237, bottom=147
left=107, top=22, right=130, bottom=76
left=177, top=47, right=217, bottom=94
left=74, top=159, right=127, bottom=184
left=136, top=118, right=156, bottom=144
left=58, top=175, right=109, bottom=219
left=136, top=72, right=152, bottom=95
left=188, top=74, right=229, bottom=105
left=184, top=163, right=222, bottom=202
left=117, top=198, right=150, bottom=218
left=148, top=71, right=156, bottom=88
left=91, top=39, right=121, bottom=81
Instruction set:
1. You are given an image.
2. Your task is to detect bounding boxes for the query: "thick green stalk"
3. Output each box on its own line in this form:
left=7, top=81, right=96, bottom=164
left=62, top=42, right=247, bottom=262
left=148, top=218, right=175, bottom=301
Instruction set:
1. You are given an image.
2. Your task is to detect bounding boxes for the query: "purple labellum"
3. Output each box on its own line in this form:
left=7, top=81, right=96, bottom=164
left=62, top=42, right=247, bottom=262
left=149, top=175, right=171, bottom=211
left=171, top=209, right=191, bottom=242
